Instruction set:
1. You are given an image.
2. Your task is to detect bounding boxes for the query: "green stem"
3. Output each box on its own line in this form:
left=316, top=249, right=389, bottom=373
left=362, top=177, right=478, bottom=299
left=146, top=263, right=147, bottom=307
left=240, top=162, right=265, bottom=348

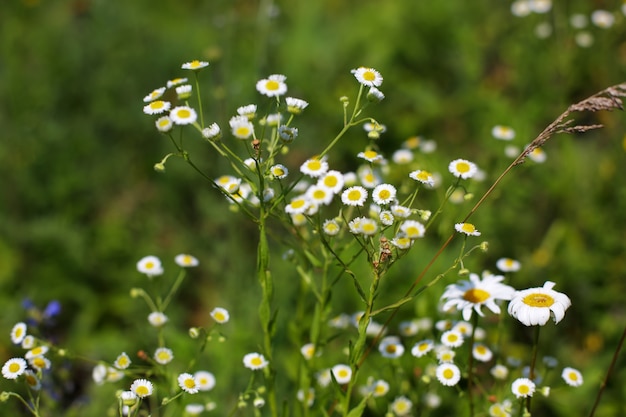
left=526, top=325, right=541, bottom=411
left=588, top=323, right=626, bottom=417
left=467, top=314, right=479, bottom=417
left=161, top=268, right=187, bottom=310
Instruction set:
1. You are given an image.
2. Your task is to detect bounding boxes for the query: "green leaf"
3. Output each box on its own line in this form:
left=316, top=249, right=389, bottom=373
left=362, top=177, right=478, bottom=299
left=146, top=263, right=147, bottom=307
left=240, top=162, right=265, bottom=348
left=346, top=394, right=371, bottom=417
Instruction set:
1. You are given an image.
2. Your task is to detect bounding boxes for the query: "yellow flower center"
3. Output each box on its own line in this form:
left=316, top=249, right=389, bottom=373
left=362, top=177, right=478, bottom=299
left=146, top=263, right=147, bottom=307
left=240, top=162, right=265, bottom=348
left=151, top=101, right=165, bottom=109
left=363, top=71, right=376, bottom=82
left=214, top=312, right=225, bottom=321
left=447, top=334, right=458, bottom=342
left=265, top=80, right=280, bottom=91
left=463, top=288, right=490, bottom=303
left=476, top=345, right=487, bottom=354
left=9, top=363, right=21, bottom=373
left=184, top=379, right=196, bottom=389
left=522, top=293, right=555, bottom=307
left=443, top=369, right=454, bottom=379
left=417, top=171, right=432, bottom=181
left=348, top=190, right=362, bottom=201
left=337, top=369, right=349, bottom=378
left=518, top=385, right=530, bottom=394
left=418, top=343, right=430, bottom=351
left=323, top=176, right=337, bottom=187
left=378, top=190, right=391, bottom=200
left=568, top=372, right=579, bottom=381
left=456, top=162, right=470, bottom=173
left=291, top=199, right=306, bottom=209
left=313, top=190, right=326, bottom=199
left=145, top=261, right=154, bottom=270
left=461, top=223, right=476, bottom=233
left=251, top=357, right=263, bottom=366
left=363, top=150, right=378, bottom=159
left=177, top=109, right=191, bottom=119
left=273, top=167, right=285, bottom=176
left=385, top=345, right=397, bottom=354
left=307, top=160, right=321, bottom=171
left=135, top=386, right=149, bottom=396
left=158, top=119, right=170, bottom=128
left=235, top=127, right=250, bottom=137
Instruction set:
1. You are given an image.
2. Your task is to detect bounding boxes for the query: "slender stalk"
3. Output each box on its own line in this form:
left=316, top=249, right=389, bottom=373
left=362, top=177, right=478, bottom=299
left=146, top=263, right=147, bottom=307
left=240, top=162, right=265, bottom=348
left=467, top=314, right=479, bottom=417
left=526, top=325, right=541, bottom=411
left=588, top=322, right=626, bottom=417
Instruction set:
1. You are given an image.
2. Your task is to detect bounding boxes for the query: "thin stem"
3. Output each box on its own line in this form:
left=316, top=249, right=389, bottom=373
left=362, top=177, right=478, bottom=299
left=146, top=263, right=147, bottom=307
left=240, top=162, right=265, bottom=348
left=161, top=268, right=187, bottom=310
left=526, top=325, right=541, bottom=411
left=588, top=322, right=626, bottom=417
left=467, top=314, right=479, bottom=417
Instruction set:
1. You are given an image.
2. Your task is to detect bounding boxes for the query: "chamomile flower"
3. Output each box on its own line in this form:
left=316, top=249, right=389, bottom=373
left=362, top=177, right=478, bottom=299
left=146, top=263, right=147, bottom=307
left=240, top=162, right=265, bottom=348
left=441, top=330, right=464, bottom=348
left=357, top=150, right=384, bottom=163
left=194, top=370, right=216, bottom=391
left=448, top=159, right=478, bottom=179
left=392, top=149, right=413, bottom=164
left=23, top=370, right=41, bottom=391
left=175, top=84, right=192, bottom=100
left=496, top=257, right=521, bottom=272
left=322, top=219, right=341, bottom=236
left=348, top=217, right=365, bottom=234
left=561, top=367, right=583, bottom=387
left=148, top=312, right=168, bottom=327
left=210, top=307, right=230, bottom=323
left=278, top=125, right=298, bottom=142
left=411, top=339, right=434, bottom=358
left=143, top=87, right=166, bottom=102
left=390, top=395, right=412, bottom=416
left=297, top=387, right=315, bottom=407
left=372, top=184, right=396, bottom=205
left=317, top=368, right=332, bottom=387
left=455, top=222, right=481, bottom=236
left=379, top=210, right=394, bottom=226
left=215, top=175, right=241, bottom=193
left=185, top=404, right=204, bottom=415
left=359, top=217, right=379, bottom=235
left=285, top=195, right=310, bottom=215
left=178, top=373, right=199, bottom=394
left=390, top=235, right=413, bottom=249
left=400, top=220, right=425, bottom=239
left=270, top=164, right=289, bottom=179
left=511, top=378, right=535, bottom=398
left=306, top=184, right=334, bottom=206
left=351, top=67, right=383, bottom=87
left=174, top=254, right=198, bottom=268
left=137, top=256, right=164, bottom=277
left=243, top=352, right=269, bottom=370
left=229, top=115, right=254, bottom=139
left=256, top=74, right=287, bottom=97
left=201, top=123, right=221, bottom=140
left=492, top=125, right=516, bottom=140
left=490, top=364, right=509, bottom=380
left=286, top=97, right=309, bottom=114
left=436, top=363, right=461, bottom=386
left=154, top=347, right=174, bottom=365
left=391, top=205, right=411, bottom=218
left=357, top=165, right=380, bottom=188
left=10, top=322, right=27, bottom=345
left=331, top=364, right=352, bottom=384
left=170, top=106, right=198, bottom=125
left=182, top=60, right=209, bottom=70
left=25, top=345, right=49, bottom=360
left=472, top=344, right=493, bottom=362
left=528, top=147, right=547, bottom=163
left=379, top=336, right=405, bottom=358
left=300, top=158, right=329, bottom=178
left=341, top=186, right=368, bottom=206
left=367, top=86, right=385, bottom=102
left=436, top=347, right=456, bottom=363
left=591, top=10, right=614, bottom=28
left=28, top=355, right=51, bottom=371
left=508, top=281, right=571, bottom=326
left=300, top=343, right=316, bottom=360
left=409, top=170, right=435, bottom=187
left=130, top=378, right=154, bottom=398
left=237, top=104, right=257, bottom=119
left=369, top=379, right=390, bottom=397
left=441, top=272, right=515, bottom=321
left=143, top=100, right=171, bottom=115
left=155, top=116, right=173, bottom=132
left=318, top=170, right=344, bottom=194
left=114, top=352, right=131, bottom=369
left=2, top=358, right=27, bottom=379
left=489, top=401, right=512, bottom=417
left=167, top=77, right=188, bottom=88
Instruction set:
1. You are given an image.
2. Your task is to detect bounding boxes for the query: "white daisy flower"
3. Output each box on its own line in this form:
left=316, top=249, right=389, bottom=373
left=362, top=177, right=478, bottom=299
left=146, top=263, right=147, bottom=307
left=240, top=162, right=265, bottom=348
left=351, top=67, right=383, bottom=87
left=472, top=344, right=493, bottom=362
left=243, top=352, right=269, bottom=370
left=170, top=106, right=198, bottom=125
left=155, top=116, right=173, bottom=132
left=455, top=222, right=481, bottom=236
left=178, top=373, right=199, bottom=394
left=378, top=336, right=405, bottom=359
left=202, top=123, right=221, bottom=140
left=166, top=77, right=188, bottom=88
left=390, top=395, right=412, bottom=416
left=331, top=364, right=352, bottom=384
left=561, top=367, right=583, bottom=387
left=286, top=97, right=309, bottom=114
left=322, top=219, right=341, bottom=236
left=10, top=322, right=27, bottom=345
left=436, top=347, right=456, bottom=363
left=229, top=115, right=254, bottom=139
left=2, top=358, right=27, bottom=379
left=392, top=149, right=413, bottom=164
left=367, top=86, right=385, bottom=102
left=256, top=74, right=287, bottom=97
left=148, top=312, right=168, bottom=327
left=357, top=149, right=384, bottom=163
left=285, top=195, right=310, bottom=215
left=306, top=184, right=334, bottom=206
left=490, top=364, right=509, bottom=380
left=210, top=307, right=230, bottom=323
left=137, top=255, right=164, bottom=277
left=441, top=329, right=464, bottom=348
left=492, top=125, right=516, bottom=140
left=318, top=170, right=344, bottom=194
left=372, top=184, right=396, bottom=205
left=176, top=84, right=192, bottom=100
left=379, top=210, right=394, bottom=226
left=182, top=60, right=209, bottom=70
left=237, top=104, right=257, bottom=119
left=300, top=158, right=329, bottom=178
left=390, top=235, right=413, bottom=249
left=591, top=10, right=614, bottom=28
left=508, top=281, right=571, bottom=326
left=359, top=217, right=379, bottom=236
left=411, top=339, right=434, bottom=358
left=154, top=347, right=174, bottom=365
left=528, top=147, right=547, bottom=163
left=143, top=100, right=171, bottom=115
left=409, top=170, right=435, bottom=187
left=270, top=164, right=289, bottom=179
left=130, top=378, right=154, bottom=398
left=194, top=370, right=216, bottom=391
left=441, top=272, right=515, bottom=321
left=400, top=220, right=425, bottom=239
left=357, top=165, right=381, bottom=188
left=436, top=363, right=461, bottom=386
left=511, top=377, right=535, bottom=398
left=391, top=205, right=412, bottom=218
left=143, top=87, right=166, bottom=102
left=25, top=345, right=49, bottom=360
left=114, top=352, right=131, bottom=369
left=341, top=186, right=368, bottom=206
left=23, top=370, right=41, bottom=391
left=175, top=254, right=199, bottom=267
left=496, top=257, right=521, bottom=272
left=448, top=159, right=478, bottom=179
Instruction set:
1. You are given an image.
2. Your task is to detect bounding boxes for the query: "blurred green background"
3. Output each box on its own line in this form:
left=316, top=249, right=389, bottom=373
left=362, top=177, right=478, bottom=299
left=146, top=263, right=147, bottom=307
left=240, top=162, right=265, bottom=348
left=1, top=0, right=626, bottom=415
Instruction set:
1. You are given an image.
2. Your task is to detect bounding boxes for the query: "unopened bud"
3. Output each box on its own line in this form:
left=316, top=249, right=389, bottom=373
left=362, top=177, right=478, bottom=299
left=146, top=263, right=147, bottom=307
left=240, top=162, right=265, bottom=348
left=458, top=268, right=470, bottom=276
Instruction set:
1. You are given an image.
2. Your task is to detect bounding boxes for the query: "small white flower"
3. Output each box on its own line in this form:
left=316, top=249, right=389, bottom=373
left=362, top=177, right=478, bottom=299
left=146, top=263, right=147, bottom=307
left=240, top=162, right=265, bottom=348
left=143, top=87, right=166, bottom=102
left=455, top=222, right=481, bottom=236
left=270, top=164, right=289, bottom=179
left=341, top=186, right=368, bottom=206
left=322, top=219, right=341, bottom=236
left=491, top=364, right=509, bottom=380
left=496, top=257, right=521, bottom=272
left=182, top=60, right=209, bottom=70
left=591, top=10, right=615, bottom=28
left=378, top=336, right=405, bottom=358
left=137, top=255, right=164, bottom=277
left=148, top=312, right=168, bottom=327
left=286, top=97, right=309, bottom=114
left=202, top=123, right=221, bottom=140
left=130, top=378, right=154, bottom=398
left=400, top=220, right=425, bottom=239
left=561, top=367, right=583, bottom=387
left=155, top=116, right=173, bottom=132
left=194, top=370, right=216, bottom=391
left=243, top=352, right=269, bottom=370
left=143, top=100, right=171, bottom=115
left=390, top=395, right=412, bottom=416
left=175, top=254, right=199, bottom=267
left=256, top=74, right=288, bottom=97
left=411, top=339, right=434, bottom=358
left=2, top=358, right=27, bottom=379
left=154, top=347, right=174, bottom=365
left=170, top=106, right=198, bottom=125
left=448, top=159, right=478, bottom=179
left=351, top=67, right=383, bottom=87
left=300, top=158, right=329, bottom=178
left=441, top=329, right=464, bottom=348
left=409, top=170, right=435, bottom=187
left=229, top=115, right=254, bottom=139
left=472, top=344, right=493, bottom=362
left=436, top=363, right=461, bottom=386
left=178, top=373, right=199, bottom=394
left=114, top=352, right=131, bottom=369
left=492, top=125, right=516, bottom=140
left=10, top=322, right=27, bottom=345
left=331, top=364, right=352, bottom=384
left=508, top=281, right=571, bottom=326
left=210, top=307, right=230, bottom=323
left=372, top=183, right=396, bottom=205
left=511, top=377, right=535, bottom=398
